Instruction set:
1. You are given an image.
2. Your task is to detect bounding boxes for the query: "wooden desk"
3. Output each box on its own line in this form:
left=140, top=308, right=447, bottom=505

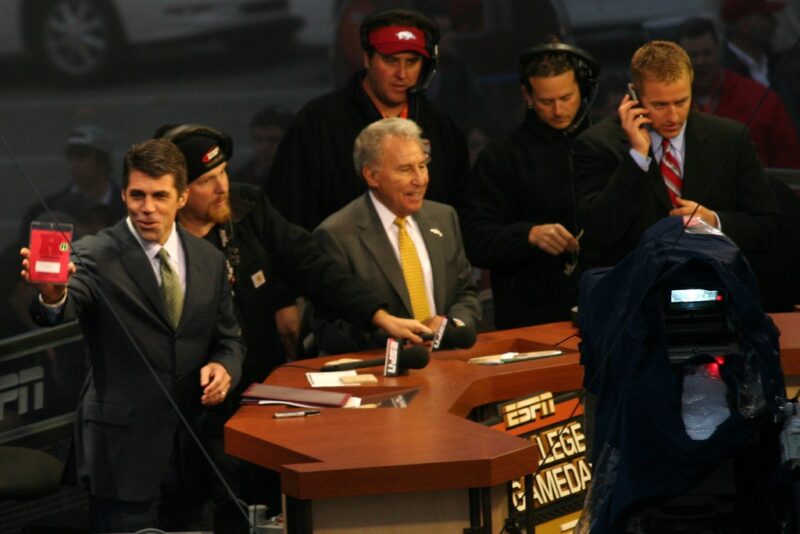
left=225, top=315, right=800, bottom=533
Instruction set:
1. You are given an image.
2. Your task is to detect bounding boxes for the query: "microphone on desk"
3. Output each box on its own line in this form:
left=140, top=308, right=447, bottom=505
left=321, top=343, right=430, bottom=374
left=432, top=317, right=477, bottom=351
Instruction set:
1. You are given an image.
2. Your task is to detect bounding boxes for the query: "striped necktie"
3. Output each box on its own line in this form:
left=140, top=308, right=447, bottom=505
left=660, top=138, right=682, bottom=207
left=157, top=248, right=183, bottom=329
left=394, top=217, right=431, bottom=321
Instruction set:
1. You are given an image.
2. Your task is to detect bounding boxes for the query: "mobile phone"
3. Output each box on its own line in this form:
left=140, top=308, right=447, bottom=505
left=28, top=221, right=73, bottom=284
left=626, top=83, right=639, bottom=102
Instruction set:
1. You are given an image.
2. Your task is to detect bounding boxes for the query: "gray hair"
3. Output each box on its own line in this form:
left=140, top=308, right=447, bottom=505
left=353, top=118, right=425, bottom=173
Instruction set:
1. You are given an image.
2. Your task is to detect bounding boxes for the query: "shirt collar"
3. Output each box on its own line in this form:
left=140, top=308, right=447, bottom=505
left=126, top=217, right=181, bottom=260
left=368, top=191, right=419, bottom=233
left=651, top=122, right=687, bottom=158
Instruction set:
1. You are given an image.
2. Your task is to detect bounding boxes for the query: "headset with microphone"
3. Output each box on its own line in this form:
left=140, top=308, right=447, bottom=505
left=518, top=42, right=601, bottom=134
left=359, top=8, right=441, bottom=93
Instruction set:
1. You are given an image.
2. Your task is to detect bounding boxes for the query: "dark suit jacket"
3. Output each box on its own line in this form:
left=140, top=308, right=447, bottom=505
left=312, top=194, right=481, bottom=354
left=32, top=220, right=244, bottom=501
left=574, top=111, right=781, bottom=267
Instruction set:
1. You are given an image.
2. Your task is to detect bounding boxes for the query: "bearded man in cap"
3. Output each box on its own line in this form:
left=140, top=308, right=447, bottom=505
left=159, top=124, right=431, bottom=518
left=159, top=124, right=430, bottom=384
left=266, top=8, right=469, bottom=231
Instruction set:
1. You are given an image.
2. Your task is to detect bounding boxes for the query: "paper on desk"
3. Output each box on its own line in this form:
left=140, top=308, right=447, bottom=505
left=306, top=370, right=357, bottom=387
left=468, top=350, right=563, bottom=365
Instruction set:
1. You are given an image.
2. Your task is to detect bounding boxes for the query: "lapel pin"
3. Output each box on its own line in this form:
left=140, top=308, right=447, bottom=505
left=430, top=228, right=443, bottom=237
left=251, top=270, right=266, bottom=289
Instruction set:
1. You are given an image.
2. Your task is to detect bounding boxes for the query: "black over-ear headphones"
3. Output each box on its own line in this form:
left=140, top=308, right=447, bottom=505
left=518, top=42, right=601, bottom=108
left=156, top=123, right=234, bottom=160
left=359, top=8, right=440, bottom=92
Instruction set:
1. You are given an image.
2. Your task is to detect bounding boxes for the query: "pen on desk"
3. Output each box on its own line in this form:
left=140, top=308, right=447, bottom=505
left=273, top=410, right=321, bottom=419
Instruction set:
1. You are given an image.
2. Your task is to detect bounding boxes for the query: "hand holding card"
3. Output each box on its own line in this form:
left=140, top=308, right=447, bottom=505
left=21, top=221, right=76, bottom=303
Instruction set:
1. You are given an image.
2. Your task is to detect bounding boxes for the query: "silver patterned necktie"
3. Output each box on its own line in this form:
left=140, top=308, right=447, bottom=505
left=157, top=248, right=183, bottom=328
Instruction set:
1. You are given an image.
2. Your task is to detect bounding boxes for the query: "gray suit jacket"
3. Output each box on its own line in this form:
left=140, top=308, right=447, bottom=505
left=312, top=194, right=481, bottom=354
left=32, top=220, right=244, bottom=501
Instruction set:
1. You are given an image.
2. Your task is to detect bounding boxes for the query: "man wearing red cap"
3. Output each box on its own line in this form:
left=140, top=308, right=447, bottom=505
left=266, top=8, right=468, bottom=231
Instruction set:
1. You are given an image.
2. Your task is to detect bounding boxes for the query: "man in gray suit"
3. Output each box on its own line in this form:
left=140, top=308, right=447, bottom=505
left=313, top=118, right=480, bottom=354
left=21, top=139, right=244, bottom=532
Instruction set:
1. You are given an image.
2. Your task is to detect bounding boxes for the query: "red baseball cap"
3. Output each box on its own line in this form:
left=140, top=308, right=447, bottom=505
left=721, top=0, right=786, bottom=22
left=367, top=25, right=430, bottom=57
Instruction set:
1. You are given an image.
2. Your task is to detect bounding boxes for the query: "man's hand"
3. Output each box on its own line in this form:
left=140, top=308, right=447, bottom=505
left=528, top=224, right=580, bottom=256
left=619, top=93, right=652, bottom=157
left=371, top=309, right=432, bottom=344
left=669, top=198, right=719, bottom=227
left=423, top=315, right=446, bottom=336
left=20, top=247, right=75, bottom=304
left=200, top=362, right=232, bottom=406
left=274, top=304, right=301, bottom=361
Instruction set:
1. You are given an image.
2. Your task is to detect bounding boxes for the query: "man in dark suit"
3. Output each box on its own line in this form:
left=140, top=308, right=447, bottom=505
left=20, top=139, right=244, bottom=532
left=574, top=40, right=781, bottom=268
left=313, top=118, right=480, bottom=354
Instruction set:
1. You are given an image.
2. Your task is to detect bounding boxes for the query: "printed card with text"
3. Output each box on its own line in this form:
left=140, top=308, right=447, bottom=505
left=29, top=221, right=73, bottom=284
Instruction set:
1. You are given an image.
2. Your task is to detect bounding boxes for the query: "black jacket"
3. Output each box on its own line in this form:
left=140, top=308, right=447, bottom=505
left=266, top=71, right=469, bottom=230
left=210, top=184, right=385, bottom=386
left=459, top=110, right=588, bottom=328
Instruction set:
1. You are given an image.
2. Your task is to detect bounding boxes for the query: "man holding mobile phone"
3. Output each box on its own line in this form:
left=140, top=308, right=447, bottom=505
left=573, top=40, right=780, bottom=268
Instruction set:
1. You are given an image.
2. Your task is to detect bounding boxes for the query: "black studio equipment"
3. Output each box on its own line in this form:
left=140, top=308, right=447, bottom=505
left=360, top=8, right=440, bottom=92
left=518, top=42, right=600, bottom=134
left=577, top=218, right=789, bottom=534
left=432, top=317, right=477, bottom=351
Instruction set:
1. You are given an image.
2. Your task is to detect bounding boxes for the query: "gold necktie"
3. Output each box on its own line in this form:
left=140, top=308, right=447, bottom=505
left=394, top=217, right=431, bottom=321
left=157, top=248, right=183, bottom=329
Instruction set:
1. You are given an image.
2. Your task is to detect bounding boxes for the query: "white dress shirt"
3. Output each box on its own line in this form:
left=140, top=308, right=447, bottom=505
left=369, top=191, right=436, bottom=315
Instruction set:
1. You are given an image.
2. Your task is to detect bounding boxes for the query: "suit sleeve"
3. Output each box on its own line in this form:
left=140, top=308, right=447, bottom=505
left=208, top=256, right=245, bottom=389
left=573, top=125, right=653, bottom=248
left=255, top=192, right=386, bottom=329
left=714, top=129, right=782, bottom=253
left=310, top=225, right=388, bottom=355
left=442, top=207, right=482, bottom=328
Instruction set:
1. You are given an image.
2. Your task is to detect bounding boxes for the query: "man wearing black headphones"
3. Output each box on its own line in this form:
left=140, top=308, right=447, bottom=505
left=266, top=8, right=469, bottom=231
left=459, top=40, right=599, bottom=329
